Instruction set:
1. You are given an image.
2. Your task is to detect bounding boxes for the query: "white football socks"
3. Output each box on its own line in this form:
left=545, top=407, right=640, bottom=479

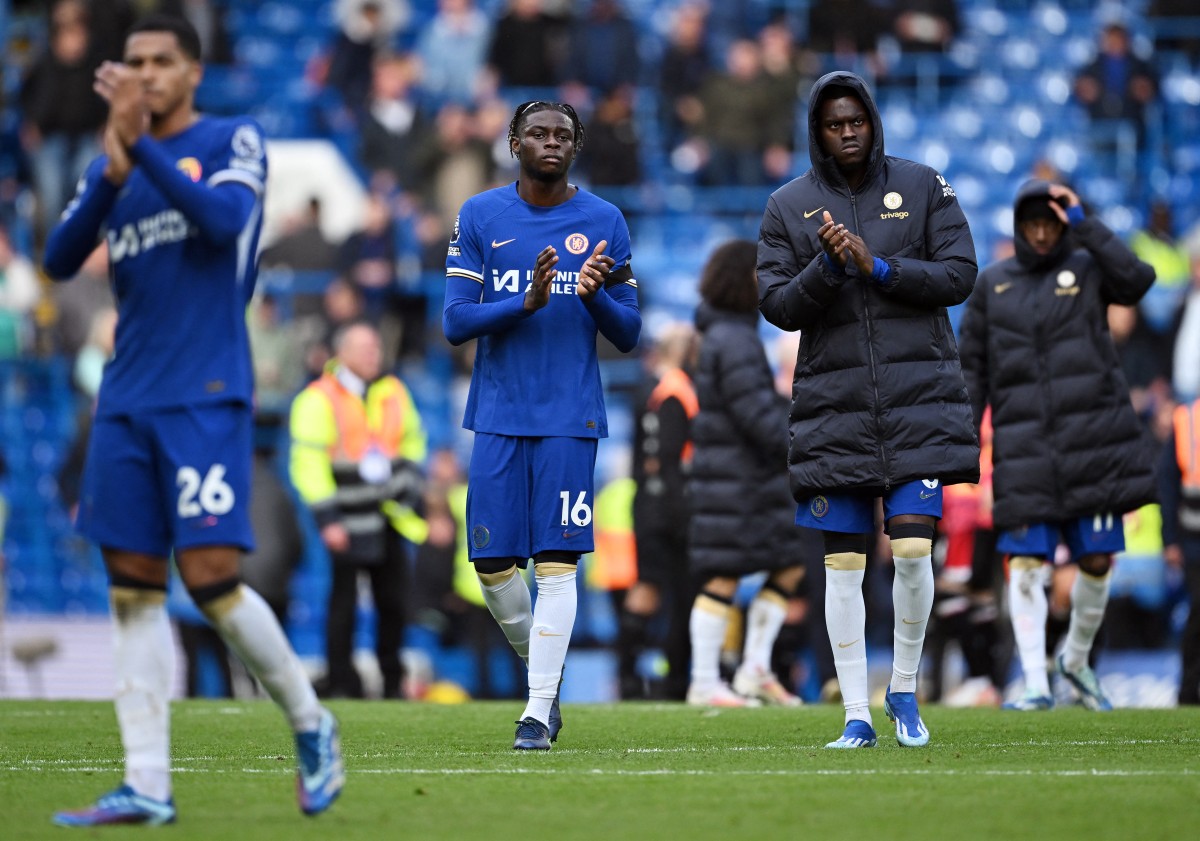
left=478, top=565, right=533, bottom=665
left=202, top=585, right=322, bottom=733
left=111, top=589, right=173, bottom=803
left=890, top=537, right=934, bottom=694
left=825, top=561, right=870, bottom=724
left=742, top=588, right=788, bottom=673
left=1008, top=558, right=1051, bottom=696
left=1062, top=568, right=1111, bottom=673
left=689, top=593, right=731, bottom=690
left=522, top=564, right=576, bottom=725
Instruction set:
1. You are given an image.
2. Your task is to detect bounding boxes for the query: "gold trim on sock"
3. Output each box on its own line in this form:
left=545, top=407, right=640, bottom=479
left=110, top=587, right=166, bottom=620
left=824, top=551, right=867, bottom=571
left=1009, top=555, right=1044, bottom=572
left=891, top=536, right=932, bottom=560
left=535, top=561, right=576, bottom=578
left=478, top=566, right=518, bottom=586
left=694, top=593, right=729, bottom=617
left=756, top=588, right=790, bottom=610
left=199, top=585, right=245, bottom=622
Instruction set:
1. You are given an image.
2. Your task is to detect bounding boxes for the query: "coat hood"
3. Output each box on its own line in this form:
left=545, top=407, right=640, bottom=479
left=1012, top=178, right=1073, bottom=271
left=806, top=71, right=885, bottom=190
left=694, top=301, right=758, bottom=333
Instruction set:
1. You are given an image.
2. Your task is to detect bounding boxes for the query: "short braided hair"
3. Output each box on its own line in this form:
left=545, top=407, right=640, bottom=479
left=507, top=101, right=586, bottom=157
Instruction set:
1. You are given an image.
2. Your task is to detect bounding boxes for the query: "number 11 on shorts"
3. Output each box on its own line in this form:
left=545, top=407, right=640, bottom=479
left=559, top=491, right=592, bottom=527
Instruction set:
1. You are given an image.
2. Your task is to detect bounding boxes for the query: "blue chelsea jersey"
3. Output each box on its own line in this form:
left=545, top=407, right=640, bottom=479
left=87, top=116, right=266, bottom=416
left=445, top=183, right=639, bottom=438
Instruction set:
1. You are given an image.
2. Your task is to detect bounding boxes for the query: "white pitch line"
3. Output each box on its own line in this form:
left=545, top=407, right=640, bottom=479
left=7, top=762, right=1197, bottom=779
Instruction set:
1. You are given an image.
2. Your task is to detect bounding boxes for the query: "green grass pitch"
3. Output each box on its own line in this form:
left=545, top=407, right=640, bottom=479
left=2, top=700, right=1198, bottom=840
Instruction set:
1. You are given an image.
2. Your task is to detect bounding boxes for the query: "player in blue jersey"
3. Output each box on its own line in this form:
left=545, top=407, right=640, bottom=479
left=443, top=100, right=641, bottom=749
left=42, top=16, right=342, bottom=826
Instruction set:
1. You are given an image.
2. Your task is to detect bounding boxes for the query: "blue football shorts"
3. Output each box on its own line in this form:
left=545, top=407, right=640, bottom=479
left=794, top=478, right=944, bottom=534
left=996, top=514, right=1125, bottom=560
left=466, top=433, right=598, bottom=562
left=77, top=403, right=255, bottom=557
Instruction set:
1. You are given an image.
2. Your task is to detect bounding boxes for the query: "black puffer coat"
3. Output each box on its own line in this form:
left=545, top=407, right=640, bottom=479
left=958, top=179, right=1158, bottom=530
left=758, top=71, right=980, bottom=498
left=687, top=303, right=800, bottom=576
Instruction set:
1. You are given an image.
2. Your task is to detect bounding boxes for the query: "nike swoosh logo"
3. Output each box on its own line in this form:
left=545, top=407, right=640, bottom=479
left=562, top=530, right=583, bottom=539
left=538, top=629, right=565, bottom=637
left=837, top=639, right=860, bottom=649
left=492, top=238, right=516, bottom=249
left=994, top=282, right=1013, bottom=293
left=919, top=491, right=937, bottom=499
left=901, top=617, right=924, bottom=625
left=803, top=206, right=825, bottom=219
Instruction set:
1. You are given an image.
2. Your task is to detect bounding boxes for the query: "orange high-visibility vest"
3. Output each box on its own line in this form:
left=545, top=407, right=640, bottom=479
left=312, top=372, right=406, bottom=462
left=1174, top=400, right=1200, bottom=490
left=646, top=367, right=699, bottom=463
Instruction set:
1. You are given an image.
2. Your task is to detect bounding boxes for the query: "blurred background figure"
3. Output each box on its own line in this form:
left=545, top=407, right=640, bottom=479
left=415, top=0, right=491, bottom=107
left=290, top=321, right=426, bottom=699
left=686, top=239, right=805, bottom=708
left=619, top=322, right=697, bottom=701
left=0, top=222, right=38, bottom=359
left=19, top=0, right=105, bottom=243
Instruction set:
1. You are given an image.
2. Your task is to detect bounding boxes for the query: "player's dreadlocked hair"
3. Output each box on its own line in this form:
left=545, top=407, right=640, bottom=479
left=507, top=101, right=586, bottom=157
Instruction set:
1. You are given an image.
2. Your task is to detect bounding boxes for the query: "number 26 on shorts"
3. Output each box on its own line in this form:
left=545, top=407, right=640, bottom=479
left=177, top=464, right=235, bottom=518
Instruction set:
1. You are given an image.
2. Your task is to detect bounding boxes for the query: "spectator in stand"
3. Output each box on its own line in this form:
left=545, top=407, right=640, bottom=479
left=579, top=86, right=641, bottom=187
left=806, top=0, right=885, bottom=78
left=685, top=39, right=776, bottom=186
left=658, top=1, right=711, bottom=151
left=336, top=192, right=411, bottom=365
left=19, top=0, right=107, bottom=240
left=1131, top=201, right=1191, bottom=333
left=300, top=277, right=366, bottom=381
left=486, top=0, right=567, bottom=88
left=52, top=241, right=114, bottom=363
left=248, top=293, right=306, bottom=414
left=561, top=0, right=640, bottom=97
left=881, top=0, right=959, bottom=56
left=1149, top=0, right=1200, bottom=67
left=259, top=197, right=339, bottom=274
left=326, top=0, right=409, bottom=118
left=1073, top=19, right=1160, bottom=158
left=411, top=102, right=496, bottom=233
left=359, top=53, right=428, bottom=189
left=757, top=17, right=805, bottom=184
left=415, top=0, right=491, bottom=106
left=0, top=223, right=39, bottom=359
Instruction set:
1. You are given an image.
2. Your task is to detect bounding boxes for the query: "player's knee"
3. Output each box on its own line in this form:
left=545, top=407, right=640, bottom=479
left=824, top=531, right=868, bottom=570
left=109, top=574, right=167, bottom=619
left=890, top=522, right=935, bottom=561
left=1077, top=553, right=1112, bottom=578
left=475, top=557, right=523, bottom=583
left=188, top=577, right=243, bottom=621
left=533, top=551, right=578, bottom=578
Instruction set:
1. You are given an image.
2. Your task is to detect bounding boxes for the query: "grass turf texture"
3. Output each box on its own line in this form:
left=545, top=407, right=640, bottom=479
left=2, top=700, right=1198, bottom=840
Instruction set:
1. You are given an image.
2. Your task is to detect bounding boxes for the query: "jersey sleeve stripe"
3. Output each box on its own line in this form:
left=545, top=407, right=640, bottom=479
left=447, top=268, right=484, bottom=283
left=209, top=169, right=265, bottom=196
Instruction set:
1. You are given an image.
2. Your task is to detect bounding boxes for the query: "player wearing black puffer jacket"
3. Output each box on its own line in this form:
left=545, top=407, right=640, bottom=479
left=959, top=178, right=1156, bottom=714
left=758, top=70, right=978, bottom=751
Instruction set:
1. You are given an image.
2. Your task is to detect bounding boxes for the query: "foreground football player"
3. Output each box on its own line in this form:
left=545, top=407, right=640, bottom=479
left=45, top=15, right=342, bottom=825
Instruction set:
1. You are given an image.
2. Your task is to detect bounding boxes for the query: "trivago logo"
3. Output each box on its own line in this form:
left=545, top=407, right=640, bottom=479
left=176, top=157, right=202, bottom=182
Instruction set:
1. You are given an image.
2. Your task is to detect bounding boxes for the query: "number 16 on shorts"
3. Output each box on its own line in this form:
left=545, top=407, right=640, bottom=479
left=559, top=490, right=593, bottom=527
